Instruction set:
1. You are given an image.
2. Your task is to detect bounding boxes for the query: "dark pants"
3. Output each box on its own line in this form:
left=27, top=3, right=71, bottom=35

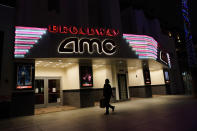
left=105, top=97, right=113, bottom=113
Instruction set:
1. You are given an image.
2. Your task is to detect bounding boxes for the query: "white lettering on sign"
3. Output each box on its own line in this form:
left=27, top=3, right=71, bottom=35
left=160, top=51, right=171, bottom=68
left=58, top=38, right=117, bottom=55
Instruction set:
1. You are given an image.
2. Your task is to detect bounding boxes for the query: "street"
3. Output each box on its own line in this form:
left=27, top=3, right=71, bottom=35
left=1, top=95, right=197, bottom=131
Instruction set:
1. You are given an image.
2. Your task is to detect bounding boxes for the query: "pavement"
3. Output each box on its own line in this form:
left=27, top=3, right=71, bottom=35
left=1, top=95, right=197, bottom=131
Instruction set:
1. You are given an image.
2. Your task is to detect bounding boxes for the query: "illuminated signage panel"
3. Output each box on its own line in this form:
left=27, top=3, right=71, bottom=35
left=58, top=38, right=117, bottom=55
left=159, top=51, right=171, bottom=68
left=80, top=66, right=93, bottom=87
left=14, top=25, right=170, bottom=67
left=16, top=64, right=33, bottom=90
left=123, top=34, right=158, bottom=60
left=14, top=26, right=121, bottom=58
left=48, top=25, right=120, bottom=37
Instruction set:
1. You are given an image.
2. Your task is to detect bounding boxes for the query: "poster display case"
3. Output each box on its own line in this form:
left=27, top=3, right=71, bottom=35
left=16, top=64, right=34, bottom=90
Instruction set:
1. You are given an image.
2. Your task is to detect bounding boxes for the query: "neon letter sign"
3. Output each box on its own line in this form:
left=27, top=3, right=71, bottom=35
left=58, top=38, right=117, bottom=55
left=48, top=25, right=120, bottom=37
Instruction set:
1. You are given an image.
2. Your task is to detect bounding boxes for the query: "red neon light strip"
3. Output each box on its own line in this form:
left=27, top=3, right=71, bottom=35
left=16, top=26, right=47, bottom=31
left=16, top=86, right=32, bottom=89
left=14, top=51, right=27, bottom=54
left=138, top=53, right=157, bottom=57
left=15, top=46, right=31, bottom=49
left=131, top=45, right=148, bottom=49
left=128, top=42, right=157, bottom=48
left=123, top=34, right=158, bottom=43
left=15, top=41, right=36, bottom=44
left=131, top=45, right=157, bottom=51
left=15, top=36, right=40, bottom=39
left=135, top=50, right=157, bottom=55
left=125, top=38, right=157, bottom=47
left=15, top=31, right=44, bottom=35
left=82, top=84, right=93, bottom=86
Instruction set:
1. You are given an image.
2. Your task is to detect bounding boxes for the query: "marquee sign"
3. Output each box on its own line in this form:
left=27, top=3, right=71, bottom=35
left=14, top=25, right=171, bottom=67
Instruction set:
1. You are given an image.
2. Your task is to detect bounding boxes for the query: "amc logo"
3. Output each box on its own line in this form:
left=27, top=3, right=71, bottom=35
left=58, top=38, right=117, bottom=55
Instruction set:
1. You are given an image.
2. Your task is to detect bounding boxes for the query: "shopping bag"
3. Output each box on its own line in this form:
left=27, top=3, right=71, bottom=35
left=100, top=98, right=106, bottom=108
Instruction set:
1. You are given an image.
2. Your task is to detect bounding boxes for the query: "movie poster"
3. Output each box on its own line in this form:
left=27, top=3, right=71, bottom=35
left=164, top=71, right=170, bottom=83
left=80, top=66, right=93, bottom=87
left=16, top=65, right=33, bottom=89
left=143, top=69, right=151, bottom=85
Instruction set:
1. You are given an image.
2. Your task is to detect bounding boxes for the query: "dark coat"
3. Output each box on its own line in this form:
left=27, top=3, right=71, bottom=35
left=103, top=83, right=112, bottom=98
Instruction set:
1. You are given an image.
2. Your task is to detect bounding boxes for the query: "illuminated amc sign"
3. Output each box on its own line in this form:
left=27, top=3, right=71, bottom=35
left=58, top=38, right=117, bottom=55
left=48, top=25, right=119, bottom=55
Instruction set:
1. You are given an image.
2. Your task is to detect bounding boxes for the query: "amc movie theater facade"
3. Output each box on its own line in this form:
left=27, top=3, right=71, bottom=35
left=14, top=25, right=171, bottom=109
left=0, top=0, right=183, bottom=117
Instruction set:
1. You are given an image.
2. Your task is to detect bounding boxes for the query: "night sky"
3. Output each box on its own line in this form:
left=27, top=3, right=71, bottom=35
left=120, top=0, right=196, bottom=45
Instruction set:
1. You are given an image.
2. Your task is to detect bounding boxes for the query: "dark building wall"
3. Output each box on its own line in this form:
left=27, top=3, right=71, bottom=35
left=11, top=92, right=34, bottom=117
left=151, top=85, right=166, bottom=95
left=63, top=88, right=116, bottom=108
left=0, top=5, right=15, bottom=118
left=16, top=0, right=89, bottom=26
left=129, top=85, right=166, bottom=97
left=16, top=0, right=121, bottom=29
left=129, top=86, right=152, bottom=98
left=121, top=7, right=137, bottom=34
left=63, top=90, right=81, bottom=108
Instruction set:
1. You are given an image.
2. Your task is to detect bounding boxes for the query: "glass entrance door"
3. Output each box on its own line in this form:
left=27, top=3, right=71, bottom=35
left=48, top=79, right=61, bottom=104
left=35, top=79, right=45, bottom=105
left=35, top=77, right=61, bottom=108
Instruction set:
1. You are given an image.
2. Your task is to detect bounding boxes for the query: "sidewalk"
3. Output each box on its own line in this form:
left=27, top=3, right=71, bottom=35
left=1, top=95, right=197, bottom=131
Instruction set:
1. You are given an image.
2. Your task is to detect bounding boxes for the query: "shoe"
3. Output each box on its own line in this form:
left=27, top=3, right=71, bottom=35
left=112, top=106, right=115, bottom=112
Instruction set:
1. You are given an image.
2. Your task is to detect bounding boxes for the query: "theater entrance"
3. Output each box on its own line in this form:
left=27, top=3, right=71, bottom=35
left=34, top=77, right=61, bottom=108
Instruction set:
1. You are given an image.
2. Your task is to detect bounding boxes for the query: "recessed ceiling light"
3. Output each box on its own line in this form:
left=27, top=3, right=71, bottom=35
left=49, top=62, right=53, bottom=63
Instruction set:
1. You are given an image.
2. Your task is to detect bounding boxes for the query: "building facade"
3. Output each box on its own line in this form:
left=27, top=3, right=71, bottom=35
left=0, top=0, right=183, bottom=117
